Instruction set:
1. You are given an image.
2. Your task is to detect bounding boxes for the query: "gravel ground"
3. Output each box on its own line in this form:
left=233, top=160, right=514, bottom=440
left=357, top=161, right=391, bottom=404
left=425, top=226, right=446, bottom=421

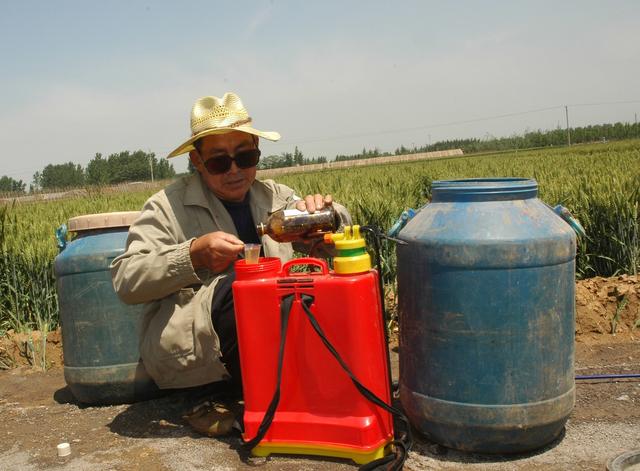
left=0, top=343, right=638, bottom=471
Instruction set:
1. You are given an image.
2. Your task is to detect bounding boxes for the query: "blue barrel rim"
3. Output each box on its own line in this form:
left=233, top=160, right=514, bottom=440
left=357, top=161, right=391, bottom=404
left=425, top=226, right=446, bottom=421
left=431, top=178, right=538, bottom=201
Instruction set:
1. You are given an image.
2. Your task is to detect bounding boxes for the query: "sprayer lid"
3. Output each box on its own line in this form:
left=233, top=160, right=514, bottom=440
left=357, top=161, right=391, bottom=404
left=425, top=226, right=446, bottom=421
left=68, top=211, right=140, bottom=232
left=328, top=226, right=372, bottom=274
left=330, top=225, right=367, bottom=250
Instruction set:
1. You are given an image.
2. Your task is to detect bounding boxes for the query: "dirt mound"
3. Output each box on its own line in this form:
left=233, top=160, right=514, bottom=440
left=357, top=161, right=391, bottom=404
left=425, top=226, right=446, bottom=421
left=0, top=329, right=63, bottom=370
left=576, top=275, right=639, bottom=344
left=0, top=276, right=637, bottom=370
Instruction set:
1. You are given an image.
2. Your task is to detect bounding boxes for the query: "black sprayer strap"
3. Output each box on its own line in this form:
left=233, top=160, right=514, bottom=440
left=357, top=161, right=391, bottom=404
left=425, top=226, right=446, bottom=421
left=299, top=294, right=412, bottom=471
left=241, top=291, right=412, bottom=470
left=241, top=294, right=294, bottom=451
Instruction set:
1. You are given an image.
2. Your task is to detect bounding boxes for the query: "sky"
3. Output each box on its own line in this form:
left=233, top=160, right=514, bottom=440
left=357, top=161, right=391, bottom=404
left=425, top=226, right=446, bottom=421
left=1, top=1, right=639, bottom=185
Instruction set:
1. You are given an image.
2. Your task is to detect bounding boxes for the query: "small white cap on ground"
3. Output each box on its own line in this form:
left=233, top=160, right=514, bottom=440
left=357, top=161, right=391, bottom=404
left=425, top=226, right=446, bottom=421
left=57, top=442, right=71, bottom=457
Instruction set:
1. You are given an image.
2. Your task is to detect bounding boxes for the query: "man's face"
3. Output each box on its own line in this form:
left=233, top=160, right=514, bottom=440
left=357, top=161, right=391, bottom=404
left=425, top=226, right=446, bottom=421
left=189, top=131, right=258, bottom=202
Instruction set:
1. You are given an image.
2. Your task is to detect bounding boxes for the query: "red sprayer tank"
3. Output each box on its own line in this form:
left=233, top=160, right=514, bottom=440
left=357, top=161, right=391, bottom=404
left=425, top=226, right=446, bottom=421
left=232, top=226, right=393, bottom=464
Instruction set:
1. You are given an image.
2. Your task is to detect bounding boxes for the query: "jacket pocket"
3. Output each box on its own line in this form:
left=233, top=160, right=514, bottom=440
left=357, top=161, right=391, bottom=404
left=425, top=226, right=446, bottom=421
left=141, top=287, right=197, bottom=367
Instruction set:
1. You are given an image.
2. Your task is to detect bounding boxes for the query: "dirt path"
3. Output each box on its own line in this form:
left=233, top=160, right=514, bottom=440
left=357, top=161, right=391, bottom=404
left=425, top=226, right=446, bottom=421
left=1, top=275, right=638, bottom=470
left=0, top=342, right=638, bottom=471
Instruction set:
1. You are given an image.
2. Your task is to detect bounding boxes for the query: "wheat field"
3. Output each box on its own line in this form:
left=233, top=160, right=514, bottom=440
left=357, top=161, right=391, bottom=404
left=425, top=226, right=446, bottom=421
left=1, top=140, right=638, bottom=334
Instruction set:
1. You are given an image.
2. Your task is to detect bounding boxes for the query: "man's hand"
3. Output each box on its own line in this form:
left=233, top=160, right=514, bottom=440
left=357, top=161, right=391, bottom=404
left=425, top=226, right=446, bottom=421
left=190, top=232, right=245, bottom=273
left=295, top=194, right=333, bottom=213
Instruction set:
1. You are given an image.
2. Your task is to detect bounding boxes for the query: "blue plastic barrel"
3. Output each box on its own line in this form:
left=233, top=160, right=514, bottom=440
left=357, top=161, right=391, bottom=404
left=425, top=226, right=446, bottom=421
left=397, top=178, right=576, bottom=453
left=54, top=212, right=158, bottom=405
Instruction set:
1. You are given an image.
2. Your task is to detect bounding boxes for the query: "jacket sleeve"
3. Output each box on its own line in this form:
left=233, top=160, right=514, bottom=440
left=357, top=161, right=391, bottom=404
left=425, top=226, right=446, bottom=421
left=110, top=194, right=202, bottom=305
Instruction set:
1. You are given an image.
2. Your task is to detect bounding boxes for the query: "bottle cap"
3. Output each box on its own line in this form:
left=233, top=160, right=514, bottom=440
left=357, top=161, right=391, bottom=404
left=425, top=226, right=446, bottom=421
left=329, top=226, right=366, bottom=250
left=57, top=442, right=71, bottom=457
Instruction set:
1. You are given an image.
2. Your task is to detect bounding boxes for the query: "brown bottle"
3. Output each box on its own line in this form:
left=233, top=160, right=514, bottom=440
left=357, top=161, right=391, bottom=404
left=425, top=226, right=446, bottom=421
left=257, top=206, right=340, bottom=242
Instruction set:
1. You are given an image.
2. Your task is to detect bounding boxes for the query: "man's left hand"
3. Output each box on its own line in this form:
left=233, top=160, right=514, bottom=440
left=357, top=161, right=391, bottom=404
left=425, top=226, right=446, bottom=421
left=296, top=194, right=332, bottom=213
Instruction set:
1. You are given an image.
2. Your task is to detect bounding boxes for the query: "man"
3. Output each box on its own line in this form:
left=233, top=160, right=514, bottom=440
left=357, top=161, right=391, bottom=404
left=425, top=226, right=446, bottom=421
left=110, top=92, right=350, bottom=434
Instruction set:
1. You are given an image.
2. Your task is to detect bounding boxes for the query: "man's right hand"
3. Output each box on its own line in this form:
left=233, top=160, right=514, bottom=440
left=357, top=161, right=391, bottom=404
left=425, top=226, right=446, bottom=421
left=190, top=232, right=245, bottom=273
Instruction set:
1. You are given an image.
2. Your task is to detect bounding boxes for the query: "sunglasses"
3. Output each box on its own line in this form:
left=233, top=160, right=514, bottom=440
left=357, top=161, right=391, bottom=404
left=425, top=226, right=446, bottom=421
left=201, top=148, right=261, bottom=174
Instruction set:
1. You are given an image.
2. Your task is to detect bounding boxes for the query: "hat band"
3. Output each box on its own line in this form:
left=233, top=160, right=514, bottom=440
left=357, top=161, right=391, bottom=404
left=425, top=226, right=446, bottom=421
left=191, top=117, right=253, bottom=136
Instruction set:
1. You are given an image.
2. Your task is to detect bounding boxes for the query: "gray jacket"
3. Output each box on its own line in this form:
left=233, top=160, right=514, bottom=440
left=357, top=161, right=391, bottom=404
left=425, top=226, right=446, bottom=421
left=111, top=174, right=349, bottom=389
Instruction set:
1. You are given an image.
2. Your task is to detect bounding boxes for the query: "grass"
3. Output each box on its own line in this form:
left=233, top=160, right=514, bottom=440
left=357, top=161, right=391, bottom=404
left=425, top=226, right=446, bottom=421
left=611, top=295, right=629, bottom=334
left=0, top=140, right=639, bottom=342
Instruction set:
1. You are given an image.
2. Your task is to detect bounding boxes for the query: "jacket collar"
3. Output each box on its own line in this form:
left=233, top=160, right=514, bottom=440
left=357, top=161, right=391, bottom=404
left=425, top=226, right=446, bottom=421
left=183, top=173, right=212, bottom=209
left=183, top=173, right=277, bottom=209
left=182, top=173, right=278, bottom=235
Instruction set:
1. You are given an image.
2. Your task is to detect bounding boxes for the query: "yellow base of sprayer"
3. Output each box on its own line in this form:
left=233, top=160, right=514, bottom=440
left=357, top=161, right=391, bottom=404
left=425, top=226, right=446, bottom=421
left=252, top=440, right=391, bottom=465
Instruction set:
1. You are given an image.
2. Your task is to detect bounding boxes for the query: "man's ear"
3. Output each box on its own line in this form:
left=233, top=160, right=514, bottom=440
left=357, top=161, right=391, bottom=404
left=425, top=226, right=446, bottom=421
left=189, top=150, right=204, bottom=173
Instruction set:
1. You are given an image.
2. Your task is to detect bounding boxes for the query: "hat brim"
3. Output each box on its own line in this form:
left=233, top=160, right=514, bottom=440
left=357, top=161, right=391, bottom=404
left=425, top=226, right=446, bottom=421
left=167, top=126, right=281, bottom=158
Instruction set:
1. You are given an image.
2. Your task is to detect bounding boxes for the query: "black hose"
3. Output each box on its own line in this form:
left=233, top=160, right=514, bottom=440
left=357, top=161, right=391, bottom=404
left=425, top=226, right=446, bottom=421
left=358, top=226, right=640, bottom=389
left=575, top=373, right=640, bottom=380
left=359, top=225, right=393, bottom=396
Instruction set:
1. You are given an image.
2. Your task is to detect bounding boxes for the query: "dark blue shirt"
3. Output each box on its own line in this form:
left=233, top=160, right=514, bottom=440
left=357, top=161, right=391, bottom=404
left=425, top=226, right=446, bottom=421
left=221, top=194, right=261, bottom=244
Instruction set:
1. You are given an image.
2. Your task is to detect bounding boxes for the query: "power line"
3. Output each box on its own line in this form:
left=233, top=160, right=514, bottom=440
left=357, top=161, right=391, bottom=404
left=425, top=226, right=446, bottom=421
left=4, top=100, right=639, bottom=179
left=2, top=167, right=44, bottom=177
left=569, top=100, right=640, bottom=107
left=269, top=105, right=565, bottom=146
left=145, top=101, right=640, bottom=152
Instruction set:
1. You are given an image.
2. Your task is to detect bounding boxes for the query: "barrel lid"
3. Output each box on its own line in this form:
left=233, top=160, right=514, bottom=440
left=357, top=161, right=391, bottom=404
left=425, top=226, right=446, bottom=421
left=68, top=211, right=140, bottom=232
left=431, top=178, right=538, bottom=202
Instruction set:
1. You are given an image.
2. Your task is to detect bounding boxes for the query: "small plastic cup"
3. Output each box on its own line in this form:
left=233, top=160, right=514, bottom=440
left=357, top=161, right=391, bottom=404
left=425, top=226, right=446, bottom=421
left=244, top=244, right=261, bottom=264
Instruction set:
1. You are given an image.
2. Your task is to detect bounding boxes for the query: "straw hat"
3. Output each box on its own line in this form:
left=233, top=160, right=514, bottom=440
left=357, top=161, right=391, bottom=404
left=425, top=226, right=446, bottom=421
left=167, top=92, right=281, bottom=157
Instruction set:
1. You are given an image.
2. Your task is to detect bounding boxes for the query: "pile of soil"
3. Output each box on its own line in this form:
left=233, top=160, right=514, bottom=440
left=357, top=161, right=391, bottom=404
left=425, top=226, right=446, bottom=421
left=1, top=276, right=637, bottom=370
left=0, top=329, right=63, bottom=370
left=576, top=275, right=639, bottom=344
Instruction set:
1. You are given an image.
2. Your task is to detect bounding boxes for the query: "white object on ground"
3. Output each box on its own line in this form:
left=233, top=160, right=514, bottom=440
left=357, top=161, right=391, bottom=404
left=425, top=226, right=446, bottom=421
left=57, top=442, right=71, bottom=457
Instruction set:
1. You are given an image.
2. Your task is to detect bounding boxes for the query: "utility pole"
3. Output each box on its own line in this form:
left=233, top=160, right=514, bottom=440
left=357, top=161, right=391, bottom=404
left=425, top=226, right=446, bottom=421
left=565, top=105, right=571, bottom=146
left=149, top=152, right=154, bottom=182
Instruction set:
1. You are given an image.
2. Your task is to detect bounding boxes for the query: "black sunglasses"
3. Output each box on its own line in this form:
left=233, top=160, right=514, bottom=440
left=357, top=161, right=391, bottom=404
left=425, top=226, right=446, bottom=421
left=202, top=148, right=261, bottom=174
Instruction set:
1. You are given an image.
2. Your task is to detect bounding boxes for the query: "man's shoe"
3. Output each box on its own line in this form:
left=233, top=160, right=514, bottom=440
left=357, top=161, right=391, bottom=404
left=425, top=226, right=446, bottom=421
left=183, top=401, right=238, bottom=437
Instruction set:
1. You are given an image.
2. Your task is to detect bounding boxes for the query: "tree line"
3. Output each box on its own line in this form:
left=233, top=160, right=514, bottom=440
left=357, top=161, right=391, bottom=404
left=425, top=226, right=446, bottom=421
left=323, top=120, right=640, bottom=164
left=256, top=146, right=328, bottom=170
left=403, top=121, right=640, bottom=156
left=335, top=147, right=392, bottom=162
left=0, top=150, right=175, bottom=194
left=0, top=176, right=26, bottom=194
left=1, top=120, right=638, bottom=194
